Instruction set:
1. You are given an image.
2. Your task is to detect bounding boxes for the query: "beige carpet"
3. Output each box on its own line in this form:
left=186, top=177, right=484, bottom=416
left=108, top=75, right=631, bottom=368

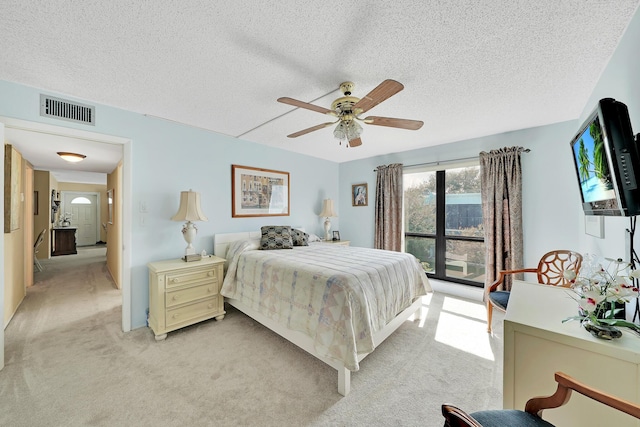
left=0, top=247, right=503, bottom=426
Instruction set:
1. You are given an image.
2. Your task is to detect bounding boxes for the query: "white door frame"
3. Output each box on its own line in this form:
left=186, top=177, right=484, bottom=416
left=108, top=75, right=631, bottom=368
left=0, top=117, right=133, bottom=347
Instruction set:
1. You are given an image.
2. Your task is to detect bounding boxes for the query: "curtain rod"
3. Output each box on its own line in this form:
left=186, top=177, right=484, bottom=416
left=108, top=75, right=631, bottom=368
left=373, top=149, right=530, bottom=172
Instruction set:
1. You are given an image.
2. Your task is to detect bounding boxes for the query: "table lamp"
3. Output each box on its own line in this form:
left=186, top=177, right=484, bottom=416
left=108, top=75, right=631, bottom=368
left=171, top=189, right=208, bottom=261
left=319, top=199, right=337, bottom=241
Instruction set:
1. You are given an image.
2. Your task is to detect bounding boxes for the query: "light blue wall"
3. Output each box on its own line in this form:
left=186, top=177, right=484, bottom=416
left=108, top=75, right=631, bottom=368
left=0, top=81, right=339, bottom=329
left=340, top=6, right=640, bottom=269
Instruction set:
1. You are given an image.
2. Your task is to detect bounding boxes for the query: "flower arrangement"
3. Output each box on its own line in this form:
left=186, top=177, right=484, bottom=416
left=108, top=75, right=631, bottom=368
left=563, top=254, right=640, bottom=339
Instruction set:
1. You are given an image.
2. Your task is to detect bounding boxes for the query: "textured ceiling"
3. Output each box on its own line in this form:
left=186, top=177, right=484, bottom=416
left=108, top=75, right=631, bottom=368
left=1, top=0, right=639, bottom=172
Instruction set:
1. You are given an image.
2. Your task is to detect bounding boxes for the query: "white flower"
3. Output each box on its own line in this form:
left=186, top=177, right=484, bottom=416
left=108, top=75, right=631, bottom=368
left=568, top=254, right=640, bottom=319
left=563, top=270, right=577, bottom=281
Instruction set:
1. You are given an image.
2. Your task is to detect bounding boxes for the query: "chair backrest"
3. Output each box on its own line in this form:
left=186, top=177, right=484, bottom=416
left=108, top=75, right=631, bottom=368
left=536, top=250, right=582, bottom=287
left=34, top=228, right=46, bottom=250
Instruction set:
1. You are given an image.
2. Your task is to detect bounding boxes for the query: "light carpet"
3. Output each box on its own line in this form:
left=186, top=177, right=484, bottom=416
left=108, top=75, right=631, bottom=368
left=0, top=247, right=503, bottom=426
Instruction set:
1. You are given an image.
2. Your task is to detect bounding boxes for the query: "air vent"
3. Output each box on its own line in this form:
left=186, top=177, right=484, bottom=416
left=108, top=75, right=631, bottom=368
left=40, top=94, right=95, bottom=125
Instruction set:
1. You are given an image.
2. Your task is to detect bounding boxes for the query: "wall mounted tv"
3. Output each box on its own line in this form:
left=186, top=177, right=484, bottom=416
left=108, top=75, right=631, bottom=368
left=570, top=98, right=640, bottom=216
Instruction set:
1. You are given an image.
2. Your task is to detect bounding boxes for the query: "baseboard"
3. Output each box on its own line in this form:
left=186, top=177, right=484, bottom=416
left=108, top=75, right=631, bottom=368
left=429, top=278, right=484, bottom=302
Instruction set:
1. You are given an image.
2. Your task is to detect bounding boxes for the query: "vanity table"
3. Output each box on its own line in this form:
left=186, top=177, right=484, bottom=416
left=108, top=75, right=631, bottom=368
left=51, top=227, right=77, bottom=256
left=503, top=280, right=640, bottom=426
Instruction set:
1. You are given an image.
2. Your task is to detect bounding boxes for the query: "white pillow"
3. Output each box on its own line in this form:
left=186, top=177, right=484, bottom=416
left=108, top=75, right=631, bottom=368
left=307, top=233, right=321, bottom=242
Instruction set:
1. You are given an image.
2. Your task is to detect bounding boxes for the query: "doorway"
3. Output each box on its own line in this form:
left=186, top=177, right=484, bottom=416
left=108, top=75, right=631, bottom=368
left=0, top=116, right=133, bottom=372
left=61, top=192, right=100, bottom=246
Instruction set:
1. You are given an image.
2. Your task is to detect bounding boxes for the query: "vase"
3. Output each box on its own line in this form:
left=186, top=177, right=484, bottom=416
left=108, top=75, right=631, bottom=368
left=582, top=318, right=622, bottom=340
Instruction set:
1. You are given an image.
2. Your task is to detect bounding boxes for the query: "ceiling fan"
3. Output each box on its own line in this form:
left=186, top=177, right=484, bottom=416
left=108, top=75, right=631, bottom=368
left=277, top=79, right=424, bottom=147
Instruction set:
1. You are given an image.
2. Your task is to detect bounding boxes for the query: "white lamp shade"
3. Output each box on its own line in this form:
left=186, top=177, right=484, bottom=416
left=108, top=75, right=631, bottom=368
left=171, top=190, right=208, bottom=222
left=319, top=199, right=337, bottom=217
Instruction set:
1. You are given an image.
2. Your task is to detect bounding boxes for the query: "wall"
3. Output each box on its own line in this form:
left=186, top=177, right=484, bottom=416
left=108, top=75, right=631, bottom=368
left=0, top=81, right=340, bottom=329
left=106, top=162, right=122, bottom=289
left=57, top=181, right=108, bottom=243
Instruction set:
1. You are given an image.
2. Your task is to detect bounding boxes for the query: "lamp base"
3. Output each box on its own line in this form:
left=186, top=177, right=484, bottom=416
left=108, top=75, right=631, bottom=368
left=182, top=254, right=202, bottom=262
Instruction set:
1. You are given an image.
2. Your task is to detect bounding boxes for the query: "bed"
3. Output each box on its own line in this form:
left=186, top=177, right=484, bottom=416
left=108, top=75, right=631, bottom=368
left=214, top=230, right=432, bottom=396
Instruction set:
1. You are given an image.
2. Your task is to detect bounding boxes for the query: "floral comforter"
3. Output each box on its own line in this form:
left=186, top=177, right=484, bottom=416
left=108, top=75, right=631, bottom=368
left=220, top=241, right=431, bottom=371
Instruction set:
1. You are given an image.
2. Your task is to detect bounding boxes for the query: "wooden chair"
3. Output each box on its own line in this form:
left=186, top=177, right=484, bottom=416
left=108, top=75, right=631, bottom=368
left=33, top=228, right=47, bottom=272
left=486, top=249, right=582, bottom=333
left=442, top=371, right=640, bottom=426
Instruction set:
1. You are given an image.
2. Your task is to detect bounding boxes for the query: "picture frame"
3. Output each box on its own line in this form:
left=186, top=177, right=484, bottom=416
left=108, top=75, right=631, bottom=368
left=332, top=230, right=341, bottom=241
left=107, top=189, right=114, bottom=224
left=4, top=144, right=22, bottom=232
left=352, top=183, right=368, bottom=206
left=232, top=165, right=290, bottom=217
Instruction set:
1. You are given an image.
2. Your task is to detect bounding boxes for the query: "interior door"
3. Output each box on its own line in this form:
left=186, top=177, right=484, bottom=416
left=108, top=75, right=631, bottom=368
left=63, top=193, right=98, bottom=246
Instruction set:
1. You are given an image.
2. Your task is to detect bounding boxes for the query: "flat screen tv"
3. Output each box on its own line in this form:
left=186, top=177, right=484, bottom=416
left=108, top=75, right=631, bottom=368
left=570, top=98, right=639, bottom=216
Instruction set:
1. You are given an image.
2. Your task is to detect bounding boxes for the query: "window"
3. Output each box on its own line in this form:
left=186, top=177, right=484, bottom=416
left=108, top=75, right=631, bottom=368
left=70, top=196, right=91, bottom=204
left=404, top=165, right=485, bottom=287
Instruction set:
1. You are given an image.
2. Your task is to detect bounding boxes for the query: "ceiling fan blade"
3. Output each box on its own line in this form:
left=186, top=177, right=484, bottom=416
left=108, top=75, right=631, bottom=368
left=278, top=97, right=336, bottom=116
left=287, top=122, right=335, bottom=138
left=348, top=137, right=362, bottom=147
left=353, top=79, right=404, bottom=114
left=363, top=116, right=424, bottom=130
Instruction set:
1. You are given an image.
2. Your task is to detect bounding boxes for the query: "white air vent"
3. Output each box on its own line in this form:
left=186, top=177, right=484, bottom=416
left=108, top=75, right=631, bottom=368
left=40, top=94, right=95, bottom=125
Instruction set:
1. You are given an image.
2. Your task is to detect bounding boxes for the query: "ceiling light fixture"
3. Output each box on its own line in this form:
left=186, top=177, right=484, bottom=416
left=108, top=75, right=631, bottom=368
left=57, top=152, right=86, bottom=163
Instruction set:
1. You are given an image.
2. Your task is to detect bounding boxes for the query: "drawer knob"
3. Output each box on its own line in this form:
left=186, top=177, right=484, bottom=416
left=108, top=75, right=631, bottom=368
left=172, top=295, right=179, bottom=301
left=207, top=271, right=214, bottom=277
left=208, top=304, right=214, bottom=309
left=207, top=287, right=212, bottom=293
left=171, top=278, right=179, bottom=283
left=173, top=313, right=180, bottom=319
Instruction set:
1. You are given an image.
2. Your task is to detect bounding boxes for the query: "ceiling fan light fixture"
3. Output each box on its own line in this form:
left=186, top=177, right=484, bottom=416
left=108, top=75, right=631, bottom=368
left=333, top=122, right=347, bottom=140
left=57, top=152, right=86, bottom=163
left=345, top=120, right=362, bottom=141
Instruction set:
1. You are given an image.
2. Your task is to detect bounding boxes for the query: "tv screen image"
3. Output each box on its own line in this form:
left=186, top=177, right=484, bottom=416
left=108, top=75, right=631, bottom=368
left=572, top=116, right=616, bottom=204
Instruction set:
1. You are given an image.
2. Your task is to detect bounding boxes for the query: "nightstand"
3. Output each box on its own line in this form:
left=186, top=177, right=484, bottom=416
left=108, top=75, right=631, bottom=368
left=148, top=256, right=226, bottom=340
left=319, top=240, right=350, bottom=246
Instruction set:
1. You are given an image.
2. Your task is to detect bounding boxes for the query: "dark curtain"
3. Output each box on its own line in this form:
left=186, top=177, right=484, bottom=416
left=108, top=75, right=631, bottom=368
left=480, top=147, right=526, bottom=292
left=374, top=163, right=403, bottom=251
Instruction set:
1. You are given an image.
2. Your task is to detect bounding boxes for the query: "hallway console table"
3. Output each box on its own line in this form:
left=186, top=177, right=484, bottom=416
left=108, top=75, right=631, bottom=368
left=51, top=227, right=77, bottom=256
left=503, top=280, right=640, bottom=426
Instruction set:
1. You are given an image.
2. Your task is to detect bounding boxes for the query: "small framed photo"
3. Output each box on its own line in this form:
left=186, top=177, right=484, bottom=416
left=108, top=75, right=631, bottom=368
left=352, top=183, right=368, bottom=206
left=332, top=231, right=341, bottom=241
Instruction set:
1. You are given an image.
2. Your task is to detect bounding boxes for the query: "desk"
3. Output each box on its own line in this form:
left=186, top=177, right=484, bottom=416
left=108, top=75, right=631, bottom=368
left=51, top=227, right=77, bottom=256
left=504, top=280, right=640, bottom=426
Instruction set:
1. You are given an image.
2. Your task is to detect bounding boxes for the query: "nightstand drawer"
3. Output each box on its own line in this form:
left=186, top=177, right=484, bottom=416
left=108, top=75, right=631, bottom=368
left=166, top=283, right=219, bottom=308
left=166, top=267, right=218, bottom=289
left=165, top=296, right=220, bottom=328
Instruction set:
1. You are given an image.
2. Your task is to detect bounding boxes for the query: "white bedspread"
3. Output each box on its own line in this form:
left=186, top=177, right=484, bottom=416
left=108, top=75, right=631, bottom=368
left=221, top=242, right=431, bottom=371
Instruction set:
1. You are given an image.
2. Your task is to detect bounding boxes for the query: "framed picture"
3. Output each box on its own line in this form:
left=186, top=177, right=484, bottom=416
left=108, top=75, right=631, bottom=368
left=332, top=230, right=341, bottom=241
left=107, top=189, right=114, bottom=224
left=4, top=144, right=22, bottom=232
left=352, top=183, right=368, bottom=206
left=232, top=165, right=290, bottom=217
